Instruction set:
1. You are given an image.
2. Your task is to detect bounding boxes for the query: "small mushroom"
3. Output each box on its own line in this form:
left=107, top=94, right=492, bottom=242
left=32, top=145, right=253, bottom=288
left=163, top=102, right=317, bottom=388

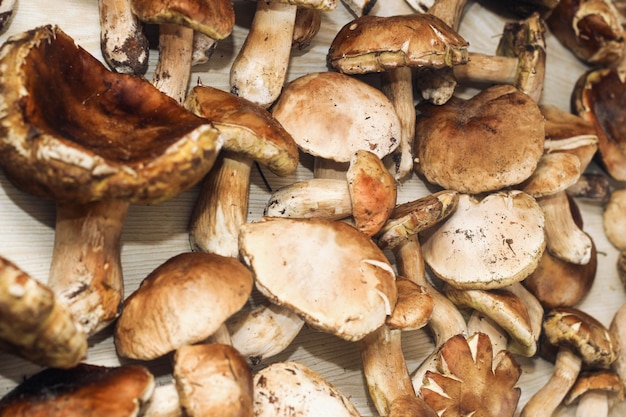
left=521, top=307, right=618, bottom=417
left=292, top=7, right=322, bottom=49
left=0, top=363, right=155, bottom=416
left=564, top=370, right=625, bottom=416
left=114, top=252, right=253, bottom=360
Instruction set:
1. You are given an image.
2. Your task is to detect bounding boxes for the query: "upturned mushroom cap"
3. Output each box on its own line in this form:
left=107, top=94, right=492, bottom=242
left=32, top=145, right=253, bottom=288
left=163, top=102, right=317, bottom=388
left=173, top=343, right=253, bottom=417
left=414, top=84, right=545, bottom=194
left=239, top=217, right=397, bottom=341
left=327, top=13, right=469, bottom=73
left=0, top=256, right=87, bottom=368
left=421, top=191, right=546, bottom=290
left=0, top=363, right=155, bottom=416
left=0, top=25, right=222, bottom=205
left=271, top=71, right=400, bottom=162
left=114, top=252, right=253, bottom=360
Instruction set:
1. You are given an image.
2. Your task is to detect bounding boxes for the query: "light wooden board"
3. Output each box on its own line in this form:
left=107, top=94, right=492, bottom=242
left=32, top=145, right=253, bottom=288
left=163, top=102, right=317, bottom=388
left=0, top=1, right=625, bottom=416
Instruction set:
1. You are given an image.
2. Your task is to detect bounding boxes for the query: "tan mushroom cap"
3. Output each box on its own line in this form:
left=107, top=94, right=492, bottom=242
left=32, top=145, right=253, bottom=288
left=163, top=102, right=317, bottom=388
left=386, top=278, right=434, bottom=331
left=0, top=256, right=87, bottom=369
left=414, top=84, right=545, bottom=194
left=0, top=363, right=155, bottom=416
left=603, top=188, right=626, bottom=251
left=114, top=252, right=253, bottom=360
left=131, top=0, right=235, bottom=40
left=0, top=25, right=222, bottom=205
left=271, top=71, right=401, bottom=162
left=185, top=84, right=299, bottom=176
left=564, top=370, right=625, bottom=405
left=421, top=191, right=546, bottom=290
left=239, top=217, right=397, bottom=341
left=519, top=152, right=582, bottom=197
left=174, top=344, right=253, bottom=417
left=327, top=13, right=469, bottom=73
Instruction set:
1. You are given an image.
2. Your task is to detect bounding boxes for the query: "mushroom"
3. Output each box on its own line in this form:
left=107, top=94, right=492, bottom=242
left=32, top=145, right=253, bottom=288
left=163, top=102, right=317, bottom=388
left=603, top=188, right=626, bottom=252
left=173, top=343, right=253, bottom=417
left=340, top=0, right=377, bottom=16
left=98, top=0, right=149, bottom=74
left=230, top=0, right=338, bottom=108
left=265, top=149, right=397, bottom=236
left=327, top=12, right=469, bottom=179
left=184, top=84, right=299, bottom=257
left=420, top=191, right=546, bottom=290
left=0, top=25, right=222, bottom=336
left=131, top=0, right=235, bottom=102
left=0, top=363, right=155, bottom=416
left=0, top=255, right=87, bottom=369
left=292, top=6, right=322, bottom=50
left=546, top=0, right=624, bottom=67
left=0, top=0, right=15, bottom=34
left=141, top=384, right=183, bottom=417
left=564, top=370, right=625, bottom=416
left=114, top=252, right=253, bottom=360
left=414, top=84, right=545, bottom=194
left=520, top=307, right=618, bottom=417
left=238, top=217, right=397, bottom=342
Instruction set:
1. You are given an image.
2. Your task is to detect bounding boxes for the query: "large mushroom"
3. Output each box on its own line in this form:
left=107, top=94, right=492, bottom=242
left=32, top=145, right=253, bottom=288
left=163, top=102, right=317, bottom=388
left=0, top=25, right=222, bottom=336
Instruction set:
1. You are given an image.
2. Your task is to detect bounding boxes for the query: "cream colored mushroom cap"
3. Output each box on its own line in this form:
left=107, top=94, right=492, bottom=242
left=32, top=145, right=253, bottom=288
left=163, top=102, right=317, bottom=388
left=272, top=71, right=401, bottom=162
left=239, top=217, right=397, bottom=341
left=603, top=188, right=626, bottom=251
left=421, top=191, right=546, bottom=290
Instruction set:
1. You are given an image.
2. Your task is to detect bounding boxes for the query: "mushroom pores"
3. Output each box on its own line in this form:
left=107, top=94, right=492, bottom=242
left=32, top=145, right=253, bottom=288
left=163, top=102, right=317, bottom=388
left=0, top=25, right=222, bottom=204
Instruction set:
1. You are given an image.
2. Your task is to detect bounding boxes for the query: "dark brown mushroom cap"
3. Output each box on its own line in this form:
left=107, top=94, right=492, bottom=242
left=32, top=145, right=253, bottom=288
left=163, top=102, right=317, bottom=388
left=572, top=66, right=626, bottom=181
left=185, top=84, right=299, bottom=176
left=0, top=25, right=221, bottom=205
left=543, top=307, right=618, bottom=368
left=327, top=13, right=469, bottom=73
left=131, top=0, right=235, bottom=40
left=414, top=84, right=545, bottom=194
left=0, top=363, right=155, bottom=417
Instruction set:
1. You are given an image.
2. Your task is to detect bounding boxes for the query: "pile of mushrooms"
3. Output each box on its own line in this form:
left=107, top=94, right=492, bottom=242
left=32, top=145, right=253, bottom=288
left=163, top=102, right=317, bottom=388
left=2, top=1, right=626, bottom=416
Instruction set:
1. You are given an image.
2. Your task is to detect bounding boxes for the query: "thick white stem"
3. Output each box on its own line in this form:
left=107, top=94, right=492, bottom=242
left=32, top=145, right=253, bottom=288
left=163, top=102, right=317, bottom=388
left=152, top=23, right=193, bottom=104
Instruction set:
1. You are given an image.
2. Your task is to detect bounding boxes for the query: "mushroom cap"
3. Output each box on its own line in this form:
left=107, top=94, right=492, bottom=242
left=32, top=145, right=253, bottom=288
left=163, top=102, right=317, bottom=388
left=386, top=278, right=433, bottom=331
left=114, top=252, right=253, bottom=360
left=0, top=255, right=87, bottom=369
left=414, top=84, right=545, bottom=194
left=564, top=369, right=625, bottom=405
left=519, top=152, right=582, bottom=198
left=239, top=217, right=397, bottom=341
left=0, top=25, right=222, bottom=205
left=185, top=84, right=299, bottom=176
left=131, top=0, right=235, bottom=40
left=604, top=189, right=626, bottom=251
left=327, top=13, right=469, bottom=73
left=543, top=307, right=618, bottom=368
left=0, top=363, right=155, bottom=416
left=174, top=343, right=253, bottom=417
left=572, top=66, right=626, bottom=181
left=421, top=191, right=546, bottom=290
left=271, top=71, right=401, bottom=162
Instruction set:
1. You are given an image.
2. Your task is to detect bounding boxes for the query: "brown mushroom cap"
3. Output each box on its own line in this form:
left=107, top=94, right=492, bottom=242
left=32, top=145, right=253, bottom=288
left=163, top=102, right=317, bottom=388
left=239, top=217, right=397, bottom=341
left=0, top=25, right=222, bottom=205
left=0, top=363, right=155, bottom=416
left=564, top=369, right=625, bottom=405
left=386, top=278, right=434, bottom=331
left=271, top=71, right=401, bottom=162
left=414, top=84, right=545, bottom=194
left=114, top=252, right=253, bottom=360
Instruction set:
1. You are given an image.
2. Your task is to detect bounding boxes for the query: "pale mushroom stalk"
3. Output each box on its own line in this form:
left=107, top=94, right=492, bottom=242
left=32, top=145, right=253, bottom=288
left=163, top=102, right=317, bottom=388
left=49, top=200, right=128, bottom=336
left=152, top=24, right=194, bottom=103
left=610, top=302, right=626, bottom=390
left=98, top=0, right=149, bottom=74
left=427, top=0, right=468, bottom=29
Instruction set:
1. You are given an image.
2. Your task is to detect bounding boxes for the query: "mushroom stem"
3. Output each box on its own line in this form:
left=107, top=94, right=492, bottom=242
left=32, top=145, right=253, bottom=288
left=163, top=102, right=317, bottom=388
left=453, top=53, right=519, bottom=85
left=48, top=200, right=128, bottom=336
left=152, top=23, right=194, bottom=103
left=428, top=0, right=468, bottom=28
left=575, top=390, right=609, bottom=417
left=520, top=347, right=583, bottom=417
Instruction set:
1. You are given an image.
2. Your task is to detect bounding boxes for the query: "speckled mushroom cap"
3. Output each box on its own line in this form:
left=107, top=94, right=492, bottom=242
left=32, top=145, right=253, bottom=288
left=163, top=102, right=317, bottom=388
left=0, top=363, right=155, bottom=416
left=327, top=13, right=469, bottom=73
left=0, top=25, right=222, bottom=205
left=131, top=0, right=235, bottom=40
left=114, top=252, right=253, bottom=360
left=414, top=84, right=545, bottom=194
left=271, top=71, right=400, bottom=162
left=238, top=217, right=397, bottom=342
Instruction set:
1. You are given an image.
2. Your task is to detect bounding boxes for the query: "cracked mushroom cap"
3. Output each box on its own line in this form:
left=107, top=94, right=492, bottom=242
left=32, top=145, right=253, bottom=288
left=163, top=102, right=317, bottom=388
left=0, top=255, right=86, bottom=369
left=327, top=13, right=469, bottom=73
left=239, top=217, right=397, bottom=342
left=185, top=84, right=298, bottom=176
left=114, top=252, right=253, bottom=360
left=0, top=25, right=222, bottom=205
left=131, top=0, right=234, bottom=40
left=421, top=191, right=546, bottom=290
left=0, top=363, right=155, bottom=417
left=271, top=71, right=400, bottom=162
left=414, top=84, right=545, bottom=194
